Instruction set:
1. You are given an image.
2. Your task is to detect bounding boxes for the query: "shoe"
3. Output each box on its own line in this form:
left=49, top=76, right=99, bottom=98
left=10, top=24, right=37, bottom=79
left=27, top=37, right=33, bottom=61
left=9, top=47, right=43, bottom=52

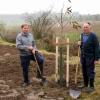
left=36, top=74, right=45, bottom=80
left=88, top=87, right=95, bottom=93
left=21, top=82, right=30, bottom=87
left=36, top=75, right=42, bottom=79
left=40, top=77, right=47, bottom=86
left=78, top=85, right=88, bottom=89
left=82, top=87, right=95, bottom=93
left=82, top=87, right=89, bottom=92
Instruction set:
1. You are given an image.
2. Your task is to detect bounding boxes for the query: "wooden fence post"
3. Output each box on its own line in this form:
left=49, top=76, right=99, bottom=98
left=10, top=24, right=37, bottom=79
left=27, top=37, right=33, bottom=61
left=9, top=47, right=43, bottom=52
left=55, top=37, right=59, bottom=82
left=66, top=38, right=69, bottom=87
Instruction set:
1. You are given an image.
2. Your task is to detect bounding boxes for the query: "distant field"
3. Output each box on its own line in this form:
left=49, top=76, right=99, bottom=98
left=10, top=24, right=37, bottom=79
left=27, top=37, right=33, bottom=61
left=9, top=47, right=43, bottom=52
left=64, top=32, right=80, bottom=42
left=56, top=21, right=100, bottom=42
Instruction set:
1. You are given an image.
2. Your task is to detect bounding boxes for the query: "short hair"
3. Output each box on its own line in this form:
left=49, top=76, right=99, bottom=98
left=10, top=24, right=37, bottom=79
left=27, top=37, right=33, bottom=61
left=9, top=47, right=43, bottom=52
left=21, top=24, right=29, bottom=28
left=84, top=22, right=91, bottom=26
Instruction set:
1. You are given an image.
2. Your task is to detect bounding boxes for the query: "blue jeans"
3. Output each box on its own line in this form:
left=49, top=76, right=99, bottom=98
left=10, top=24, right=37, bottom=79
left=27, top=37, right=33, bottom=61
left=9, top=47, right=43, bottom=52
left=20, top=52, right=44, bottom=83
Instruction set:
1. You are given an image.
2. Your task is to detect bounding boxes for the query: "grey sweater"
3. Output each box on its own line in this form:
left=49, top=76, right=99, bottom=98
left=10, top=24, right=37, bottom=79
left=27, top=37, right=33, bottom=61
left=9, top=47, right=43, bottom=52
left=16, top=32, right=37, bottom=56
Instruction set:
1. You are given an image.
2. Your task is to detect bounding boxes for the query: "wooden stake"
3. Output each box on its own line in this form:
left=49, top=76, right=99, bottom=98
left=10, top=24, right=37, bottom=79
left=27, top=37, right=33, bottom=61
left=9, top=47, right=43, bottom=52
left=55, top=37, right=59, bottom=82
left=75, top=46, right=80, bottom=84
left=66, top=38, right=69, bottom=87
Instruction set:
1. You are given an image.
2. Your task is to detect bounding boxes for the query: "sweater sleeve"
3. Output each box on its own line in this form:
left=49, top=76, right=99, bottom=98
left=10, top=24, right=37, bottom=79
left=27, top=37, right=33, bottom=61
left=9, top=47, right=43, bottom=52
left=16, top=34, right=28, bottom=50
left=80, top=33, right=83, bottom=50
left=93, top=34, right=100, bottom=61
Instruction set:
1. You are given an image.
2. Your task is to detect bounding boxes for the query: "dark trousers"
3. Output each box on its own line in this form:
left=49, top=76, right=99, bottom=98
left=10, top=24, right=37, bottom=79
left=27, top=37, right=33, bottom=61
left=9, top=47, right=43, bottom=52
left=20, top=53, right=44, bottom=83
left=81, top=56, right=95, bottom=87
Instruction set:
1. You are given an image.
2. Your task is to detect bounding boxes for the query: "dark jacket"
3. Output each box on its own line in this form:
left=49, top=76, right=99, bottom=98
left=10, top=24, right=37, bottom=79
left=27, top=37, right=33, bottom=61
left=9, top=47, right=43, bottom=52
left=80, top=32, right=100, bottom=61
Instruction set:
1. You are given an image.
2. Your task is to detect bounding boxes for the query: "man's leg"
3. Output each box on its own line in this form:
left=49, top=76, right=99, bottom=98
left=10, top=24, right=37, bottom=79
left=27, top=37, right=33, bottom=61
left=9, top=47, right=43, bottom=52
left=81, top=57, right=89, bottom=87
left=86, top=58, right=95, bottom=92
left=86, top=58, right=95, bottom=88
left=31, top=53, right=44, bottom=79
left=20, top=55, right=30, bottom=84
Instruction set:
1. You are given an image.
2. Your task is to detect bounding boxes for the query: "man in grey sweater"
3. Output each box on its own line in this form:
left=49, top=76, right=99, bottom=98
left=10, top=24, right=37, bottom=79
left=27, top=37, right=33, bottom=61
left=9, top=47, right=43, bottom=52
left=16, top=24, right=44, bottom=87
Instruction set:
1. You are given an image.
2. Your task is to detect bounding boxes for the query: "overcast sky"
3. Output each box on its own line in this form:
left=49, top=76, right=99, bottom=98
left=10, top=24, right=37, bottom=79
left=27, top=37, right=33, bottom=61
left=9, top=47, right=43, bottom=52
left=0, top=0, right=99, bottom=14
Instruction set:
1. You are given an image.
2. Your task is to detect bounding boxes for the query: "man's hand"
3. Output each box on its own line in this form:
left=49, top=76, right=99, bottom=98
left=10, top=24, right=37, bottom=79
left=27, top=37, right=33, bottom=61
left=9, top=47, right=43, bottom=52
left=94, top=61, right=99, bottom=64
left=78, top=41, right=81, bottom=46
left=27, top=46, right=34, bottom=50
left=32, top=49, right=36, bottom=54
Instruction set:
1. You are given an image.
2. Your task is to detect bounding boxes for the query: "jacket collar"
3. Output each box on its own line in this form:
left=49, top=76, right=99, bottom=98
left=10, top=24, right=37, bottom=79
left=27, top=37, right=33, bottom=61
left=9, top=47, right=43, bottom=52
left=21, top=32, right=30, bottom=37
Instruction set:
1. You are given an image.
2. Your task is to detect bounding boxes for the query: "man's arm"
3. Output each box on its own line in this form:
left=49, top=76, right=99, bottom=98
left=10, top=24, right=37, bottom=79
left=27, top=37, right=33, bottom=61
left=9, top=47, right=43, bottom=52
left=93, top=34, right=100, bottom=61
left=16, top=35, right=29, bottom=50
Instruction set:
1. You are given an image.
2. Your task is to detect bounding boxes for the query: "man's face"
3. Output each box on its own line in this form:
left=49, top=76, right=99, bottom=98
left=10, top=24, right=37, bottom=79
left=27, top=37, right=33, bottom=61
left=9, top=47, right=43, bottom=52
left=22, top=25, right=29, bottom=33
left=83, top=23, right=91, bottom=34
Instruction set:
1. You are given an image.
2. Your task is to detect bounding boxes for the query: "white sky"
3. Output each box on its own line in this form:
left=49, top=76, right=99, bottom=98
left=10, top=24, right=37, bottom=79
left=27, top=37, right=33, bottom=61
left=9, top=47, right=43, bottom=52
left=0, top=0, right=99, bottom=14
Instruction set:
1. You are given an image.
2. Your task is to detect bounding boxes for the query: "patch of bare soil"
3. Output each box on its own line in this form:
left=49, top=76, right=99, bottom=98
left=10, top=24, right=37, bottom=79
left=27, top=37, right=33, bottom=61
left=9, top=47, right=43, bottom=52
left=0, top=45, right=81, bottom=100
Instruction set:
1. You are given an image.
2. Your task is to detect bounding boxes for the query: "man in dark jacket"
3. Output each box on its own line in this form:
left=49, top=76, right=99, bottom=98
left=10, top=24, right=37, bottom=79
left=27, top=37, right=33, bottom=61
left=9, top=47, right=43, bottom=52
left=16, top=24, right=44, bottom=87
left=78, top=22, right=99, bottom=92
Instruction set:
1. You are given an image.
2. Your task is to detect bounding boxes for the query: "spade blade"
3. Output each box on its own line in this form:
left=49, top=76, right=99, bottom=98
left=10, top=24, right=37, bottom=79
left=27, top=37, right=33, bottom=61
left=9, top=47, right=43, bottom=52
left=69, top=89, right=81, bottom=99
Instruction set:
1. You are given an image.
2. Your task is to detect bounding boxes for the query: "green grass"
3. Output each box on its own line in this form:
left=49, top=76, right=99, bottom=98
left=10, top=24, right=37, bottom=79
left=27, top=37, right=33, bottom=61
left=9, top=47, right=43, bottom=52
left=57, top=32, right=80, bottom=43
left=0, top=38, right=15, bottom=46
left=64, top=32, right=80, bottom=42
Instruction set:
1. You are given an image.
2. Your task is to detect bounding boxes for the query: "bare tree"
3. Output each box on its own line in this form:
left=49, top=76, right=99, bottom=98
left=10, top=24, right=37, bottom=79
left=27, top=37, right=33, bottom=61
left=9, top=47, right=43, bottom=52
left=26, top=10, right=55, bottom=39
left=55, top=0, right=72, bottom=36
left=55, top=0, right=81, bottom=36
